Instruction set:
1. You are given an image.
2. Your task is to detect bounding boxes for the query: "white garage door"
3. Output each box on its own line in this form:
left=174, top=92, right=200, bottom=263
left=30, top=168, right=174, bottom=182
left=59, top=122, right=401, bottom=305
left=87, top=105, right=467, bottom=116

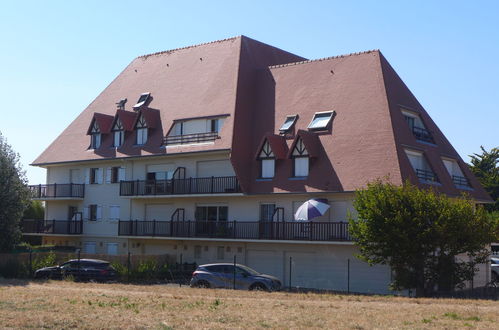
left=145, top=204, right=173, bottom=221
left=106, top=243, right=118, bottom=255
left=246, top=250, right=283, bottom=281
left=196, top=160, right=235, bottom=178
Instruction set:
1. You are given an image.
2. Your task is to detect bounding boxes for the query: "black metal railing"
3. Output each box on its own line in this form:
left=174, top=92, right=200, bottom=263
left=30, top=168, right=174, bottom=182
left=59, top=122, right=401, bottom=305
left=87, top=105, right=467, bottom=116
left=28, top=184, right=85, bottom=199
left=118, top=220, right=351, bottom=242
left=21, top=219, right=83, bottom=235
left=452, top=175, right=470, bottom=187
left=120, top=176, right=240, bottom=196
left=416, top=169, right=439, bottom=183
left=163, top=132, right=219, bottom=146
left=412, top=126, right=435, bottom=144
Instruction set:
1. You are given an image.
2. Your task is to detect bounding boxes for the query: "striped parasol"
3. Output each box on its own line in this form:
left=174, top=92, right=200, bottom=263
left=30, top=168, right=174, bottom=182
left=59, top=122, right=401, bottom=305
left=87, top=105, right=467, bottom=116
left=294, top=198, right=330, bottom=221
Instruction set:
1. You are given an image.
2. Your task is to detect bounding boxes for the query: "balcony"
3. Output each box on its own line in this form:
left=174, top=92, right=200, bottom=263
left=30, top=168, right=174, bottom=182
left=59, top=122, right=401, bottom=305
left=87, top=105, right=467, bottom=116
left=21, top=219, right=83, bottom=235
left=28, top=184, right=85, bottom=199
left=416, top=169, right=439, bottom=183
left=452, top=175, right=471, bottom=188
left=164, top=132, right=219, bottom=146
left=118, top=220, right=351, bottom=242
left=412, top=126, right=435, bottom=144
left=120, top=176, right=241, bottom=197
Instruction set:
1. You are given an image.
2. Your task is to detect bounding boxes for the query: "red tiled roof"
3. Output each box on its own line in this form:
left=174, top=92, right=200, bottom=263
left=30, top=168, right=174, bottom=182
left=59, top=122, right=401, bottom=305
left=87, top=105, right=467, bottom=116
left=255, top=134, right=288, bottom=160
left=133, top=108, right=160, bottom=129
left=113, top=110, right=138, bottom=131
left=286, top=130, right=320, bottom=158
left=86, top=113, right=114, bottom=135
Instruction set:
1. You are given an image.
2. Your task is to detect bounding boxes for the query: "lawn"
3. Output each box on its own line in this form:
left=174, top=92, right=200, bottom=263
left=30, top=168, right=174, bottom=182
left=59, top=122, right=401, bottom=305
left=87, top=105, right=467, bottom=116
left=0, top=280, right=498, bottom=329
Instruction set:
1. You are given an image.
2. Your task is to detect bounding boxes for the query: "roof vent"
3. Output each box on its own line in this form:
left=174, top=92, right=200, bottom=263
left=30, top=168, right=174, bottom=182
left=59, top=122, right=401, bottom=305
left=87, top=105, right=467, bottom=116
left=133, top=93, right=151, bottom=110
left=116, top=98, right=127, bottom=110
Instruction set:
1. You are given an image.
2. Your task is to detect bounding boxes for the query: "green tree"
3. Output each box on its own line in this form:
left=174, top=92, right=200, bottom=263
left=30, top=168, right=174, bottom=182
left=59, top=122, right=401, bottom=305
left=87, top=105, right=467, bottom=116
left=0, top=132, right=30, bottom=252
left=349, top=180, right=498, bottom=297
left=469, top=146, right=499, bottom=211
left=23, top=200, right=45, bottom=219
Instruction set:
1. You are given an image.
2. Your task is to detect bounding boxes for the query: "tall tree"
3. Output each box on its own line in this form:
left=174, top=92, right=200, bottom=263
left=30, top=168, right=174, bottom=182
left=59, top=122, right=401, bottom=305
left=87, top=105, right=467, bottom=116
left=469, top=146, right=499, bottom=211
left=23, top=200, right=45, bottom=220
left=349, top=180, right=498, bottom=297
left=0, top=132, right=30, bottom=251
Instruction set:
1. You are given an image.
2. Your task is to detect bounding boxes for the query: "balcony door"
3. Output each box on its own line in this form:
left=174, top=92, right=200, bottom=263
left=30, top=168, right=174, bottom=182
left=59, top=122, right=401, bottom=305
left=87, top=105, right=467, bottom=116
left=195, top=206, right=228, bottom=237
left=259, top=204, right=276, bottom=239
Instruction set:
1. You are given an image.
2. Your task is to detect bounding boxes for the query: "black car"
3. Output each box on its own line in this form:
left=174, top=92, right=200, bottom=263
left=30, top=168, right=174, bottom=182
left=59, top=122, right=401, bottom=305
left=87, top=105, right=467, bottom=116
left=34, top=259, right=118, bottom=282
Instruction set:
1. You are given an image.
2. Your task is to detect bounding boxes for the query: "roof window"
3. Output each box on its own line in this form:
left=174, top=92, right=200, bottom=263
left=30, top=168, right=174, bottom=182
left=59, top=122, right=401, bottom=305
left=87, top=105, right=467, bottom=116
left=133, top=93, right=150, bottom=110
left=308, top=111, right=335, bottom=131
left=279, top=115, right=298, bottom=134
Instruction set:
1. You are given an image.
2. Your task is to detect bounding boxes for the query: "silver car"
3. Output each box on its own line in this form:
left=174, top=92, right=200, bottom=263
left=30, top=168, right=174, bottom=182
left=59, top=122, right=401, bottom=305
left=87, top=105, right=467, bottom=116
left=190, top=263, right=282, bottom=291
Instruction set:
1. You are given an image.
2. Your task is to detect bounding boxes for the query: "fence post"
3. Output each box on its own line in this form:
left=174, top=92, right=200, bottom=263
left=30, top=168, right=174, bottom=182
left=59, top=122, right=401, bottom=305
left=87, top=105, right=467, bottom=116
left=233, top=255, right=236, bottom=290
left=54, top=183, right=57, bottom=198
left=347, top=258, right=350, bottom=294
left=289, top=256, right=292, bottom=290
left=77, top=249, right=81, bottom=280
left=153, top=219, right=156, bottom=237
left=29, top=248, right=33, bottom=278
left=233, top=220, right=236, bottom=238
left=211, top=176, right=214, bottom=193
left=127, top=252, right=131, bottom=283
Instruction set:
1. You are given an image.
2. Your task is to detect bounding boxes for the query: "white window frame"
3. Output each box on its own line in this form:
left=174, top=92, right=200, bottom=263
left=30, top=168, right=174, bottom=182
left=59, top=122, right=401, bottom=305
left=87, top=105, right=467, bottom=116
left=307, top=111, right=335, bottom=131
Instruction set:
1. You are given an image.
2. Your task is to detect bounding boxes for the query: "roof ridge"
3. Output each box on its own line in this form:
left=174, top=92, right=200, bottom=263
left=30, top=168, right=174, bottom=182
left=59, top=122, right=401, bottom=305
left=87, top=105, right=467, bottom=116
left=137, top=36, right=242, bottom=59
left=268, top=49, right=380, bottom=69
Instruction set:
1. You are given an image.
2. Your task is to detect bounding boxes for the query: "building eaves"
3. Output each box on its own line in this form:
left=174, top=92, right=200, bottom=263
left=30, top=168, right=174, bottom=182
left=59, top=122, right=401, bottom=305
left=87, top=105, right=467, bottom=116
left=268, top=49, right=380, bottom=69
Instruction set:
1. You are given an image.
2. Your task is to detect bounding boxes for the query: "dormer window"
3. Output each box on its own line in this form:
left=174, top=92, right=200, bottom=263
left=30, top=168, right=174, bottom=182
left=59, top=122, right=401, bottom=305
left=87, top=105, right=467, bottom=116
left=133, top=92, right=150, bottom=110
left=405, top=149, right=439, bottom=183
left=442, top=158, right=471, bottom=189
left=402, top=109, right=435, bottom=144
left=279, top=115, right=298, bottom=134
left=292, top=137, right=309, bottom=177
left=136, top=115, right=148, bottom=145
left=165, top=116, right=227, bottom=146
left=90, top=121, right=101, bottom=149
left=258, top=140, right=275, bottom=178
left=112, top=119, right=124, bottom=148
left=308, top=111, right=335, bottom=131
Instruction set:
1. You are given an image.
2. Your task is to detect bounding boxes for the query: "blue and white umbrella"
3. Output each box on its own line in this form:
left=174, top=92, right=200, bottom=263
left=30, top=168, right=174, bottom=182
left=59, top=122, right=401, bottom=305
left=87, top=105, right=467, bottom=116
left=294, top=198, right=330, bottom=221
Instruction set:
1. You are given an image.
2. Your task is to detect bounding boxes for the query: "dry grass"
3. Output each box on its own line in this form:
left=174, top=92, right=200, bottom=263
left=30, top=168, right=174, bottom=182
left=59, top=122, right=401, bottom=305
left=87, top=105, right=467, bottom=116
left=1, top=279, right=498, bottom=329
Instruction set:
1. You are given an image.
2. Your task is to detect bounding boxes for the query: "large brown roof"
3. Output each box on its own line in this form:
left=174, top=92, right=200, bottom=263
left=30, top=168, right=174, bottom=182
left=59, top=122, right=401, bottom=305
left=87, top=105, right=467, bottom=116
left=32, top=36, right=492, bottom=202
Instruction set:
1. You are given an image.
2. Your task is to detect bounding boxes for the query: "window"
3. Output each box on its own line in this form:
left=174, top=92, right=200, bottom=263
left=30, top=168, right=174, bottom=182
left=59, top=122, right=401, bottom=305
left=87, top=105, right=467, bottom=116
left=402, top=109, right=435, bottom=144
left=136, top=115, right=148, bottom=145
left=258, top=140, right=275, bottom=178
left=279, top=115, right=298, bottom=134
left=291, top=137, right=309, bottom=177
left=405, top=149, right=439, bottom=183
left=90, top=121, right=101, bottom=149
left=195, top=206, right=228, bottom=222
left=133, top=92, right=150, bottom=109
left=210, top=119, right=220, bottom=133
left=89, top=205, right=98, bottom=221
left=111, top=167, right=119, bottom=183
left=442, top=158, right=470, bottom=188
left=90, top=168, right=99, bottom=184
left=260, top=204, right=276, bottom=222
left=308, top=111, right=334, bottom=131
left=114, top=130, right=124, bottom=148
left=109, top=205, right=120, bottom=221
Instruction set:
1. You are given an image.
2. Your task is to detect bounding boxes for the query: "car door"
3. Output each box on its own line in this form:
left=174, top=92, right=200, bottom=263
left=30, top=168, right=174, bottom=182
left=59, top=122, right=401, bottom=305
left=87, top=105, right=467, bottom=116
left=206, top=265, right=229, bottom=288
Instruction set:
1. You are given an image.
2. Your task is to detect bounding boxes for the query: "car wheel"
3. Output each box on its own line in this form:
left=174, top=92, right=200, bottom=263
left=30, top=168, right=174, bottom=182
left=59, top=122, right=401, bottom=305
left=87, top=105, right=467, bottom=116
left=196, top=280, right=210, bottom=289
left=249, top=283, right=267, bottom=291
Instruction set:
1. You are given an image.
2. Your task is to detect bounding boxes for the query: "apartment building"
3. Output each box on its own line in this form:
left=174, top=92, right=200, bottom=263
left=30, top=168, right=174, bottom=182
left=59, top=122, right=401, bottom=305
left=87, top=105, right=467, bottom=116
left=24, top=36, right=492, bottom=293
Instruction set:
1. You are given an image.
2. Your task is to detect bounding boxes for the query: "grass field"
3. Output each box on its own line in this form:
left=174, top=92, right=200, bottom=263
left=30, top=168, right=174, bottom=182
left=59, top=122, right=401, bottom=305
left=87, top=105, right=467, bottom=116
left=1, top=280, right=498, bottom=329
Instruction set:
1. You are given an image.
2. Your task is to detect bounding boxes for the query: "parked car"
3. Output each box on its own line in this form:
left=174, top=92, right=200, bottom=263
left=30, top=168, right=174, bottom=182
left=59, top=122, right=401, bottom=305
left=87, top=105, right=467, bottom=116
left=190, top=263, right=281, bottom=291
left=491, top=257, right=499, bottom=283
left=34, top=259, right=118, bottom=282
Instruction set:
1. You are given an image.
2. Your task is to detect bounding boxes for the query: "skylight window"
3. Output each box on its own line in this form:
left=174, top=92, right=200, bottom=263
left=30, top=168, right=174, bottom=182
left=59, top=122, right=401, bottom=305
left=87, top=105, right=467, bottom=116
left=279, top=115, right=298, bottom=134
left=308, top=111, right=335, bottom=131
left=133, top=93, right=150, bottom=109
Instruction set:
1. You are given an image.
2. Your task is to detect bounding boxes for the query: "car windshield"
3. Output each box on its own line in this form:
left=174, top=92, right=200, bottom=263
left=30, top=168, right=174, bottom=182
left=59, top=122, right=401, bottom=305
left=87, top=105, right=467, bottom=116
left=237, top=265, right=260, bottom=276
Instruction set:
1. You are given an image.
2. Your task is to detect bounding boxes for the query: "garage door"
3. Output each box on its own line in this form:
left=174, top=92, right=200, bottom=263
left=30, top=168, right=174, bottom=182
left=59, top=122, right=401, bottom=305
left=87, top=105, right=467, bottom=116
left=196, top=160, right=235, bottom=177
left=246, top=250, right=283, bottom=281
left=145, top=204, right=174, bottom=221
left=83, top=242, right=96, bottom=254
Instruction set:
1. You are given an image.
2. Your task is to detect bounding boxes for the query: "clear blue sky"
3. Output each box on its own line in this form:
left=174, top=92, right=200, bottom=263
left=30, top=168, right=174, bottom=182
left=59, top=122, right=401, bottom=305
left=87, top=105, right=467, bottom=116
left=0, top=0, right=497, bottom=184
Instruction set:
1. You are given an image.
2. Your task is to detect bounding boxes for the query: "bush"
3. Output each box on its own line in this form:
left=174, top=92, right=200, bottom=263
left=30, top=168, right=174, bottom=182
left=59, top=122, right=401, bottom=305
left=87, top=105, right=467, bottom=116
left=0, top=257, right=28, bottom=278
